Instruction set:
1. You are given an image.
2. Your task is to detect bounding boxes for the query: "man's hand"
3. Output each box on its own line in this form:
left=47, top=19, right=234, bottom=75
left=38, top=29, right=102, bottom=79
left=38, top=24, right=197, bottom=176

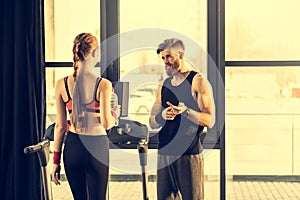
left=166, top=101, right=188, bottom=116
left=161, top=106, right=177, bottom=120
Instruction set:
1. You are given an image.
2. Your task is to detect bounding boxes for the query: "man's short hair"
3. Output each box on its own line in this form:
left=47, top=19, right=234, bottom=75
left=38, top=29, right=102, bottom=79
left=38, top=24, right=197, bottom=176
left=156, top=38, right=185, bottom=55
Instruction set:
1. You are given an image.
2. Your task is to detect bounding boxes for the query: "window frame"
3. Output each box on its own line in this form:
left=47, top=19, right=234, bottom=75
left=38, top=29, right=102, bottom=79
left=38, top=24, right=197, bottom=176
left=45, top=0, right=300, bottom=199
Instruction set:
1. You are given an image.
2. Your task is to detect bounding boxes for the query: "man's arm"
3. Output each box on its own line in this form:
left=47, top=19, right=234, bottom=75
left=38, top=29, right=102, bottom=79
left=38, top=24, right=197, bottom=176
left=149, top=83, right=175, bottom=128
left=149, top=84, right=163, bottom=129
left=168, top=74, right=215, bottom=128
left=188, top=74, right=215, bottom=128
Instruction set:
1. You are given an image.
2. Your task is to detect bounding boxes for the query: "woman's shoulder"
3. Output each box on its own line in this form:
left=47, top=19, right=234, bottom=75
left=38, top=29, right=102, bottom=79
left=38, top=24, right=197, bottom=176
left=56, top=75, right=72, bottom=84
left=100, top=77, right=112, bottom=85
left=55, top=75, right=73, bottom=90
left=98, top=77, right=112, bottom=89
left=55, top=76, right=65, bottom=88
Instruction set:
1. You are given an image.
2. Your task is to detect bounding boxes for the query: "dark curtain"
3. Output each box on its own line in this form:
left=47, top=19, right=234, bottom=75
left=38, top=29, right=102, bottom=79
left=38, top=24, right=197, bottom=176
left=0, top=0, right=46, bottom=199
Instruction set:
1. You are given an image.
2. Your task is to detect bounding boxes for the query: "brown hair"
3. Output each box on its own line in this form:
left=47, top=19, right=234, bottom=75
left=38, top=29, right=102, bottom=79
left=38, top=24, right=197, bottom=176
left=156, top=38, right=185, bottom=55
left=72, top=33, right=99, bottom=80
left=72, top=33, right=99, bottom=131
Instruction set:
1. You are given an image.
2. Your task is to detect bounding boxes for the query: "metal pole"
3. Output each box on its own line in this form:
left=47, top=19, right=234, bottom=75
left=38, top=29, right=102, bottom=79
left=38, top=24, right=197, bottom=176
left=141, top=166, right=149, bottom=200
left=138, top=140, right=149, bottom=200
left=208, top=0, right=226, bottom=199
left=41, top=166, right=53, bottom=200
left=24, top=139, right=52, bottom=200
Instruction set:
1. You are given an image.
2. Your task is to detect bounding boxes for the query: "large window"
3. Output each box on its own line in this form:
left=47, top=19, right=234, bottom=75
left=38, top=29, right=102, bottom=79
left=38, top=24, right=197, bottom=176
left=120, top=0, right=207, bottom=124
left=44, top=0, right=300, bottom=199
left=225, top=67, right=300, bottom=175
left=44, top=0, right=101, bottom=126
left=44, top=1, right=212, bottom=199
left=225, top=0, right=300, bottom=60
left=225, top=0, right=300, bottom=198
left=110, top=0, right=210, bottom=198
left=45, top=0, right=100, bottom=61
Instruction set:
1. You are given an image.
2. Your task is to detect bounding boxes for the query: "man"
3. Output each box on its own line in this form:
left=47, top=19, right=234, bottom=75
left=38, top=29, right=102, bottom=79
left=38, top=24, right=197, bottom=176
left=149, top=38, right=215, bottom=200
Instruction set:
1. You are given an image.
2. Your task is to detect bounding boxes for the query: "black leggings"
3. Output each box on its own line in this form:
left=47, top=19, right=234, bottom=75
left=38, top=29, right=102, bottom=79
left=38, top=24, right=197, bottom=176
left=63, top=132, right=109, bottom=200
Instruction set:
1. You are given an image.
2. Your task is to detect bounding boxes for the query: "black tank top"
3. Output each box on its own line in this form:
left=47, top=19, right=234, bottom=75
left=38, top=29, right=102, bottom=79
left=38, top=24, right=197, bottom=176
left=158, top=71, right=204, bottom=155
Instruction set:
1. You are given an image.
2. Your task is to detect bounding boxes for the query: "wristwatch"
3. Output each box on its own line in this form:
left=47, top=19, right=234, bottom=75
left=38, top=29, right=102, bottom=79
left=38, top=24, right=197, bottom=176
left=182, top=107, right=190, bottom=118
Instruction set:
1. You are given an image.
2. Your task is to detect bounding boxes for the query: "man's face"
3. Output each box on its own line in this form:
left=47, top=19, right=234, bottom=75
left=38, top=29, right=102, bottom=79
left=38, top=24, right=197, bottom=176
left=159, top=49, right=182, bottom=76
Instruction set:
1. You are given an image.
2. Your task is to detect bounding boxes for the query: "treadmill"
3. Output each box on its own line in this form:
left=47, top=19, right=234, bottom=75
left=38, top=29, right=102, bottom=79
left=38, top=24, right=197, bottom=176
left=24, top=119, right=151, bottom=200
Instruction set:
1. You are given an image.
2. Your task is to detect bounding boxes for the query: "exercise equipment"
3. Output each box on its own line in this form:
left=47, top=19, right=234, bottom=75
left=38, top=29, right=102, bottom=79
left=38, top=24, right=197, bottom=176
left=24, top=119, right=150, bottom=200
left=108, top=119, right=149, bottom=200
left=24, top=137, right=53, bottom=200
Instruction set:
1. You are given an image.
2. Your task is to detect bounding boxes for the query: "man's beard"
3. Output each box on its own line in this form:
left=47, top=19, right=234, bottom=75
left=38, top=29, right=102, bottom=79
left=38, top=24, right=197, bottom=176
left=166, top=59, right=180, bottom=76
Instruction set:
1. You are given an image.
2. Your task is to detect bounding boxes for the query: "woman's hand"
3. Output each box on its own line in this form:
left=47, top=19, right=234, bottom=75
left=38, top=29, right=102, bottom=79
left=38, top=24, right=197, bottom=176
left=51, top=164, right=61, bottom=185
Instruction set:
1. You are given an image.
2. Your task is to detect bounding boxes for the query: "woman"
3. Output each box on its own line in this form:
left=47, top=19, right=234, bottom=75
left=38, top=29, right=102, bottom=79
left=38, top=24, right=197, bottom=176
left=51, top=32, right=114, bottom=200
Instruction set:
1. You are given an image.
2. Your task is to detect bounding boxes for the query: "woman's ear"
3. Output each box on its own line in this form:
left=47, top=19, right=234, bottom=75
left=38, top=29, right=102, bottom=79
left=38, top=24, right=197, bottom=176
left=92, top=46, right=101, bottom=58
left=92, top=49, right=96, bottom=57
left=179, top=52, right=184, bottom=59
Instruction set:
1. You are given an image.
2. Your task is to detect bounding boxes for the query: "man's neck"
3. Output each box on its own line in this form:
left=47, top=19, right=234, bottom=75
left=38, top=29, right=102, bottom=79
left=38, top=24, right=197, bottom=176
left=171, top=66, right=190, bottom=85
